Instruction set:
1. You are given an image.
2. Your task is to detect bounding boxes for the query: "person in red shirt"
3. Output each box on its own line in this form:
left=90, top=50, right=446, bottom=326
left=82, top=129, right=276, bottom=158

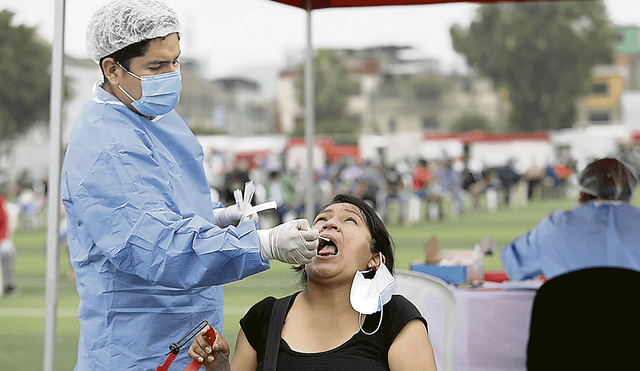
left=412, top=159, right=433, bottom=195
left=412, top=159, right=441, bottom=221
left=0, top=186, right=18, bottom=295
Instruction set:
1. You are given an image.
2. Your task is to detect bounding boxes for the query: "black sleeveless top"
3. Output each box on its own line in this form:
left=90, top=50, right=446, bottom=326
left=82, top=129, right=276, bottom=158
left=239, top=292, right=428, bottom=371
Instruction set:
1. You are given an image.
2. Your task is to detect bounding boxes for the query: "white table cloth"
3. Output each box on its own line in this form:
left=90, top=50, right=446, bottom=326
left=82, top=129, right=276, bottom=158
left=414, top=281, right=541, bottom=371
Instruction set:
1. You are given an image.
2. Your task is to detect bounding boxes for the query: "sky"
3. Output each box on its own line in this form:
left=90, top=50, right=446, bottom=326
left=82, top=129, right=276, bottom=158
left=1, top=0, right=640, bottom=81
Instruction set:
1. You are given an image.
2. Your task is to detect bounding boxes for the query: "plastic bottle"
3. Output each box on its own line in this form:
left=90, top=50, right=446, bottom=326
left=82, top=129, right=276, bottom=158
left=471, top=244, right=484, bottom=286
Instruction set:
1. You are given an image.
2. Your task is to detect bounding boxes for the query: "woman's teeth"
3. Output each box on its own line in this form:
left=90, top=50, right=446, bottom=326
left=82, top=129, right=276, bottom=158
left=317, top=237, right=338, bottom=256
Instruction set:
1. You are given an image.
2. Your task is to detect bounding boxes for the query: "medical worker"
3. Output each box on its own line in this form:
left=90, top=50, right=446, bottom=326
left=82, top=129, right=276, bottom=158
left=500, top=158, right=640, bottom=281
left=61, top=1, right=318, bottom=369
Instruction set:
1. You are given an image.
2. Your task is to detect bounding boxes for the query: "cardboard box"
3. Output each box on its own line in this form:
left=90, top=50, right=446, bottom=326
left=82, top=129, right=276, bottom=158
left=423, top=236, right=474, bottom=261
left=412, top=236, right=480, bottom=285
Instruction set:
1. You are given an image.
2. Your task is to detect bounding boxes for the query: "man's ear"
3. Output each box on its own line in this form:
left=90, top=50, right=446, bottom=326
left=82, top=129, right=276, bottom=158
left=101, top=57, right=119, bottom=85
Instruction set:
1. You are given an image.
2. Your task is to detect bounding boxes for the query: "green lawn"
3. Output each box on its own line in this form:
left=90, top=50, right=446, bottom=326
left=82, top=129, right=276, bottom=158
left=0, top=194, right=577, bottom=370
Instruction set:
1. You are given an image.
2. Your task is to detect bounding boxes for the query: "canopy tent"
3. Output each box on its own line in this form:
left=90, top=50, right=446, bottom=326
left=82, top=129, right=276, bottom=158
left=44, top=1, right=574, bottom=370
left=271, top=0, right=544, bottom=9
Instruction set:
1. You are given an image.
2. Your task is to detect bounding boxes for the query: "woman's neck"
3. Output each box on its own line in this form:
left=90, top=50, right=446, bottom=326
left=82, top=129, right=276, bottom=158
left=283, top=285, right=362, bottom=353
left=302, top=283, right=353, bottom=314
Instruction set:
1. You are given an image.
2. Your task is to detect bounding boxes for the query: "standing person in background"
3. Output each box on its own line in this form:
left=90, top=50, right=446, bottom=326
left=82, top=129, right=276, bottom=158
left=0, top=184, right=19, bottom=295
left=15, top=184, right=40, bottom=230
left=523, top=159, right=546, bottom=201
left=492, top=160, right=521, bottom=207
left=501, top=158, right=640, bottom=281
left=381, top=163, right=407, bottom=225
left=355, top=160, right=384, bottom=211
left=460, top=163, right=489, bottom=214
left=61, top=1, right=318, bottom=369
left=336, top=156, right=364, bottom=195
left=437, top=159, right=464, bottom=218
left=412, top=159, right=441, bottom=221
left=412, top=159, right=433, bottom=200
left=266, top=170, right=296, bottom=225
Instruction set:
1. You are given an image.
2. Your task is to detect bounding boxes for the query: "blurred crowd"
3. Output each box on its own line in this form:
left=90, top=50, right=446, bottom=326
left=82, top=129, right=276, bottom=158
left=1, top=149, right=638, bottom=294
left=3, top=153, right=639, bottom=232
left=207, top=154, right=608, bottom=228
left=0, top=170, right=48, bottom=233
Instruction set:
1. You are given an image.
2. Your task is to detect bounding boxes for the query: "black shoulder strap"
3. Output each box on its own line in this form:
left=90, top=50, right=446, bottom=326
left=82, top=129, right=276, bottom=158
left=264, top=295, right=294, bottom=371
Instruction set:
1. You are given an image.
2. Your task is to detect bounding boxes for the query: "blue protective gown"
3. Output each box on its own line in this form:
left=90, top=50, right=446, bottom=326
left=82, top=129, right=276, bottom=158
left=500, top=202, right=640, bottom=281
left=61, top=85, right=270, bottom=370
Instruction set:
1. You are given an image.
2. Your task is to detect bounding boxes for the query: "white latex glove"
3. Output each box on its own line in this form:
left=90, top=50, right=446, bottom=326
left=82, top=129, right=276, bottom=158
left=257, top=219, right=319, bottom=265
left=212, top=204, right=243, bottom=228
left=242, top=213, right=259, bottom=223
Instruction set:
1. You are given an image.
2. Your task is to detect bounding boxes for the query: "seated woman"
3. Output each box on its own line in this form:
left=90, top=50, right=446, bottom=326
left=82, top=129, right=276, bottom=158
left=189, top=193, right=437, bottom=371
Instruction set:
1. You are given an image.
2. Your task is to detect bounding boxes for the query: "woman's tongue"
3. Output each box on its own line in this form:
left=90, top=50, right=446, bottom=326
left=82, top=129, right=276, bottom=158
left=318, top=244, right=337, bottom=256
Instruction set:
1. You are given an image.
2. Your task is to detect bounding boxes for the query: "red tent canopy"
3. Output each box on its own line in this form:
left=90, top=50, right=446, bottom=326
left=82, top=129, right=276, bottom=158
left=287, top=138, right=362, bottom=163
left=270, top=0, right=547, bottom=10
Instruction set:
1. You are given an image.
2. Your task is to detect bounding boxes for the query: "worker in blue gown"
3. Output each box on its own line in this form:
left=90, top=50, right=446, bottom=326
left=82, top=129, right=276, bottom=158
left=61, top=1, right=318, bottom=369
left=500, top=157, right=640, bottom=281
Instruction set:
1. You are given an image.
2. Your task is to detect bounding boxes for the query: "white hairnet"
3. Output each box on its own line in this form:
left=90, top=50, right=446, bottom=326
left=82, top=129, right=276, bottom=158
left=86, top=0, right=180, bottom=63
left=579, top=158, right=638, bottom=202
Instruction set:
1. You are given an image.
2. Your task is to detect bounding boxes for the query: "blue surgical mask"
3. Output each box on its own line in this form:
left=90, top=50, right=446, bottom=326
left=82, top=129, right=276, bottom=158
left=117, top=62, right=182, bottom=117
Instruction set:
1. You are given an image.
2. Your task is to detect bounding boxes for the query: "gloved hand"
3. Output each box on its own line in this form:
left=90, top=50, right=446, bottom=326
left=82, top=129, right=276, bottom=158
left=241, top=212, right=259, bottom=223
left=257, top=219, right=319, bottom=265
left=212, top=204, right=243, bottom=228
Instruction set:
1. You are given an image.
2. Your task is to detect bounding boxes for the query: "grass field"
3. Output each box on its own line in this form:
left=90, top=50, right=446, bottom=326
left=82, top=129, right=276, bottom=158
left=0, top=194, right=578, bottom=370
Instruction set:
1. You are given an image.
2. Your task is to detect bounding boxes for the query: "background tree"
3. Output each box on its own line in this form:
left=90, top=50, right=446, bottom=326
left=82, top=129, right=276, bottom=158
left=451, top=1, right=613, bottom=131
left=450, top=113, right=493, bottom=133
left=0, top=10, right=52, bottom=142
left=293, top=49, right=359, bottom=137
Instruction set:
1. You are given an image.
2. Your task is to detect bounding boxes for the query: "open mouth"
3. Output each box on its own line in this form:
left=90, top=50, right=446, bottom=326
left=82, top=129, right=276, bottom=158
left=317, top=236, right=338, bottom=256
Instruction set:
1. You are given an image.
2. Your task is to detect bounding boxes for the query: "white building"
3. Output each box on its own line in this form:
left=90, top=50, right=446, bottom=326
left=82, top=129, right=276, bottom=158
left=275, top=46, right=504, bottom=139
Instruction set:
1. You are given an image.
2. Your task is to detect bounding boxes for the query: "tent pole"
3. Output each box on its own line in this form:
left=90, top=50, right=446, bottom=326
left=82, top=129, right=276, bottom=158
left=44, top=0, right=65, bottom=369
left=304, top=3, right=315, bottom=222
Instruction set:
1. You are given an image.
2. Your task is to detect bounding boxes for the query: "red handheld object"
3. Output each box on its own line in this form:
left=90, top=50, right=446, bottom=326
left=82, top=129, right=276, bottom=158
left=157, top=352, right=179, bottom=371
left=183, top=325, right=216, bottom=371
left=156, top=320, right=214, bottom=371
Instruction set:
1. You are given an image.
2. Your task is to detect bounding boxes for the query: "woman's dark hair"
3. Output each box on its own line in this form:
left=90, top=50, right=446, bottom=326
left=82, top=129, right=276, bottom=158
left=99, top=33, right=180, bottom=88
left=295, top=193, right=395, bottom=286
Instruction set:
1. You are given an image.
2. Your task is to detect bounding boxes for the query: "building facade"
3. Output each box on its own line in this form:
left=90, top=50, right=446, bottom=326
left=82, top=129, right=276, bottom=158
left=275, top=45, right=504, bottom=139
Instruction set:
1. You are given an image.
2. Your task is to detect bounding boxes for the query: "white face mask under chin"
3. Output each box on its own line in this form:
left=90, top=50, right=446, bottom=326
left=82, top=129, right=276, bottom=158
left=350, top=254, right=395, bottom=335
